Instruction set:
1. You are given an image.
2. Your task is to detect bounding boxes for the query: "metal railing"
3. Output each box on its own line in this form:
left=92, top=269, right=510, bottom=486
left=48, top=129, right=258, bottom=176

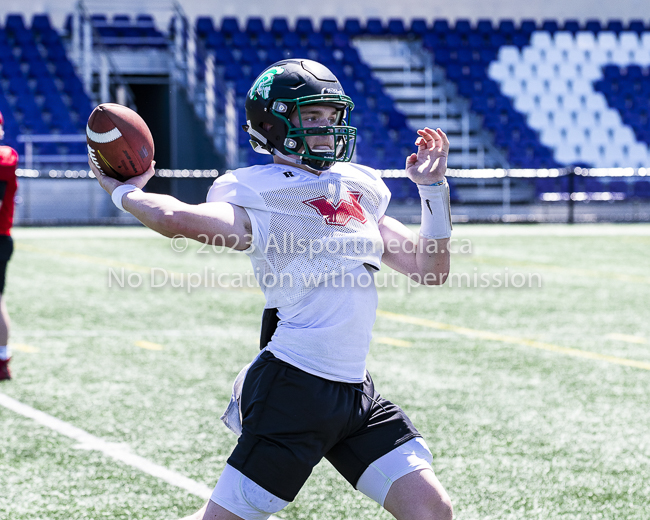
left=68, top=0, right=139, bottom=106
left=170, top=5, right=238, bottom=169
left=16, top=135, right=87, bottom=169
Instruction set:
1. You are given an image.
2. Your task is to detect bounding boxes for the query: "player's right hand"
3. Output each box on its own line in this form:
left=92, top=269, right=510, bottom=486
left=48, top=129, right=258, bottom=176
left=88, top=159, right=156, bottom=195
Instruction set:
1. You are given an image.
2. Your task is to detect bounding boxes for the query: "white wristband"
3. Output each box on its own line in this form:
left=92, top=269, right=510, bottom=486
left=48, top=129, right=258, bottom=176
left=417, top=181, right=453, bottom=239
left=111, top=184, right=139, bottom=213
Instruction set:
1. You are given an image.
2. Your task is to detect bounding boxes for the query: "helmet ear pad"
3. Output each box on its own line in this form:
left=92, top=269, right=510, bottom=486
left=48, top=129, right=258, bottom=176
left=251, top=102, right=311, bottom=157
left=248, top=101, right=294, bottom=155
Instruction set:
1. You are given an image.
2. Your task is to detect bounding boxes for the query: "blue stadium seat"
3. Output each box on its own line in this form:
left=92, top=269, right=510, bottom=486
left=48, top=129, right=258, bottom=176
left=257, top=31, right=275, bottom=48
left=240, top=47, right=259, bottom=65
left=519, top=20, right=537, bottom=35
left=343, top=18, right=362, bottom=37
left=43, top=35, right=65, bottom=54
left=585, top=20, right=602, bottom=33
left=21, top=45, right=42, bottom=63
left=498, top=20, right=515, bottom=36
left=8, top=76, right=30, bottom=95
left=627, top=20, right=646, bottom=34
left=306, top=32, right=325, bottom=49
left=432, top=19, right=450, bottom=34
left=220, top=17, right=240, bottom=36
left=386, top=19, right=406, bottom=36
left=196, top=17, right=214, bottom=38
left=281, top=32, right=300, bottom=49
left=214, top=47, right=235, bottom=65
left=320, top=18, right=338, bottom=36
left=456, top=48, right=472, bottom=64
left=626, top=65, right=643, bottom=79
left=5, top=14, right=26, bottom=32
left=476, top=20, right=493, bottom=34
left=562, top=19, right=580, bottom=34
left=245, top=17, right=265, bottom=36
left=454, top=20, right=472, bottom=34
left=232, top=32, right=251, bottom=48
left=266, top=48, right=285, bottom=63
left=606, top=20, right=624, bottom=34
left=31, top=14, right=52, bottom=32
left=55, top=60, right=76, bottom=78
left=342, top=47, right=361, bottom=65
left=136, top=15, right=155, bottom=27
left=206, top=31, right=225, bottom=49
left=91, top=14, right=108, bottom=26
left=29, top=62, right=50, bottom=80
left=541, top=20, right=559, bottom=34
left=331, top=32, right=350, bottom=48
left=270, top=17, right=289, bottom=36
left=0, top=57, right=19, bottom=78
left=603, top=65, right=621, bottom=79
left=444, top=32, right=462, bottom=49
left=409, top=19, right=428, bottom=36
left=112, top=15, right=130, bottom=31
left=365, top=19, right=384, bottom=36
left=468, top=33, right=485, bottom=48
left=295, top=18, right=314, bottom=36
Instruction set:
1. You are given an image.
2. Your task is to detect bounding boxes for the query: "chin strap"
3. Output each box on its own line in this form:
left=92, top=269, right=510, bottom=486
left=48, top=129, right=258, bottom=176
left=272, top=148, right=302, bottom=166
left=272, top=149, right=329, bottom=174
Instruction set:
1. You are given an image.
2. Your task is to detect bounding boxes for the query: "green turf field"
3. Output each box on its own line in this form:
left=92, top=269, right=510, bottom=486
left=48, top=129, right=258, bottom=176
left=1, top=224, right=649, bottom=520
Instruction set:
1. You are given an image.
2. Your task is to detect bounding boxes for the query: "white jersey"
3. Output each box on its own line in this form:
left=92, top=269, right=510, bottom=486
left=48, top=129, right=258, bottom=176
left=207, top=162, right=391, bottom=382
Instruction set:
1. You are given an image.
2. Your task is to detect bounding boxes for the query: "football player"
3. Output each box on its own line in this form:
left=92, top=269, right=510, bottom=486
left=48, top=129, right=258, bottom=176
left=0, top=110, right=18, bottom=381
left=89, top=59, right=453, bottom=520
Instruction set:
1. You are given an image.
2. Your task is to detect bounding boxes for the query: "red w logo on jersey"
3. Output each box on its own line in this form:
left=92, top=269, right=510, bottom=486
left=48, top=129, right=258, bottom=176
left=303, top=191, right=367, bottom=226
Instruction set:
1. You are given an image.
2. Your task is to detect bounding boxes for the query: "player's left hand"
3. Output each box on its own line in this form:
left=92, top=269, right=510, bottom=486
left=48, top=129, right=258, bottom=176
left=405, top=127, right=449, bottom=185
left=88, top=159, right=156, bottom=195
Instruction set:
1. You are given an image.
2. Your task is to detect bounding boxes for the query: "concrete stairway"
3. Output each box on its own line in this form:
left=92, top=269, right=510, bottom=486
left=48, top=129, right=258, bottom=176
left=353, top=38, right=508, bottom=169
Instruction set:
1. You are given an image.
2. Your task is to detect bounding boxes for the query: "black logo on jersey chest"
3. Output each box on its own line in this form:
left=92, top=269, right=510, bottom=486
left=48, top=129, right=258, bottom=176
left=282, top=171, right=294, bottom=178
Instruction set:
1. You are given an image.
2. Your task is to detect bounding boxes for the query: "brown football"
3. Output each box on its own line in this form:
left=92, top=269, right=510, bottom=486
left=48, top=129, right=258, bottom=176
left=86, top=103, right=154, bottom=181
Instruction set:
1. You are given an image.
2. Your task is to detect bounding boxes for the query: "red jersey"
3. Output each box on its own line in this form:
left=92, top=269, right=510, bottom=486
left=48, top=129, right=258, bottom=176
left=0, top=146, right=18, bottom=236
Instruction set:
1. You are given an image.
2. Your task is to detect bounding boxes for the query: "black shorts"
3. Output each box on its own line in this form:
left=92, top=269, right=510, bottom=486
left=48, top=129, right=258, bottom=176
left=227, top=350, right=420, bottom=502
left=0, top=235, right=13, bottom=294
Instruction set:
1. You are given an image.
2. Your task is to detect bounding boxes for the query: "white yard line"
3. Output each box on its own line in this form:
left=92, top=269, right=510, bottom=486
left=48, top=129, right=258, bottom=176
left=0, top=392, right=281, bottom=519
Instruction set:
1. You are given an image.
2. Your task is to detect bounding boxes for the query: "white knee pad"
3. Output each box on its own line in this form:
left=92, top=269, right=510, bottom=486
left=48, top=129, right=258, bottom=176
left=211, top=464, right=289, bottom=520
left=356, top=437, right=434, bottom=506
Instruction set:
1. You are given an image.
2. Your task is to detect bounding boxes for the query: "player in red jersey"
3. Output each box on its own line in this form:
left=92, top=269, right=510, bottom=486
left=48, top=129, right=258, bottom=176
left=0, top=110, right=18, bottom=381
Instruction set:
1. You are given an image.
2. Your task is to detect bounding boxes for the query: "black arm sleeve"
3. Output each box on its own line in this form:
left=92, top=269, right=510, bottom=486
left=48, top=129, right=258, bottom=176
left=0, top=181, right=7, bottom=201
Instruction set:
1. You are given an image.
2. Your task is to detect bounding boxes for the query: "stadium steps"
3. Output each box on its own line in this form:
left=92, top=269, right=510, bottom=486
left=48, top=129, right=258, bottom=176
left=353, top=38, right=507, bottom=168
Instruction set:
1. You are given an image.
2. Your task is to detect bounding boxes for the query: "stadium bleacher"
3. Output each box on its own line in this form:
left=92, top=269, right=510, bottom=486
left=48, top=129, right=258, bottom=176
left=194, top=16, right=413, bottom=170
left=0, top=13, right=91, bottom=157
left=188, top=16, right=650, bottom=203
left=487, top=25, right=650, bottom=168
left=420, top=18, right=561, bottom=169
left=64, top=12, right=168, bottom=48
left=1, top=12, right=649, bottom=206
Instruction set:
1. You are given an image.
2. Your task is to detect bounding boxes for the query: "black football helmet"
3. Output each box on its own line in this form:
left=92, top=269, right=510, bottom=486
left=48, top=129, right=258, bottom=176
left=243, top=59, right=356, bottom=172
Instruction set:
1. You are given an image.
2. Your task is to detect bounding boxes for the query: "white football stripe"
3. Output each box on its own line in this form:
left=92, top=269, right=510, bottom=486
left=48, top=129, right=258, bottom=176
left=86, top=125, right=122, bottom=144
left=0, top=392, right=282, bottom=519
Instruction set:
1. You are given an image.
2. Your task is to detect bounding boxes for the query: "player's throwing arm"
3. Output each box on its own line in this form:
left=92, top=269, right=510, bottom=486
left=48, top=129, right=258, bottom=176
left=86, top=104, right=252, bottom=250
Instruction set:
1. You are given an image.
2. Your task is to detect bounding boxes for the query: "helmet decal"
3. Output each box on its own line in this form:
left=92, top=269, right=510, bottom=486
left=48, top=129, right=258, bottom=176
left=249, top=66, right=285, bottom=101
left=321, top=87, right=344, bottom=95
